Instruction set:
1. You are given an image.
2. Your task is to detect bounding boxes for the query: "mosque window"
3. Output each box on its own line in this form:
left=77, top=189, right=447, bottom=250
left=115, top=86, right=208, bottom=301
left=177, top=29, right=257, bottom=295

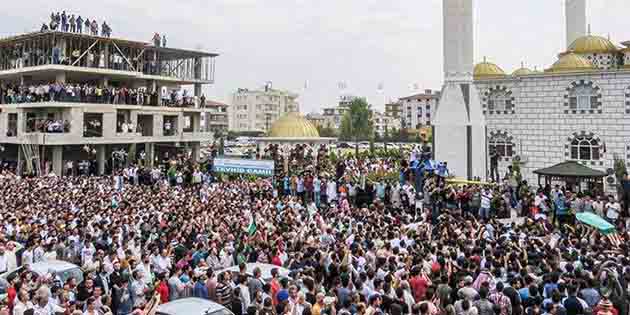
left=488, top=91, right=510, bottom=111
left=569, top=134, right=600, bottom=161
left=489, top=131, right=514, bottom=158
left=569, top=85, right=597, bottom=110
left=564, top=80, right=602, bottom=114
left=482, top=86, right=515, bottom=115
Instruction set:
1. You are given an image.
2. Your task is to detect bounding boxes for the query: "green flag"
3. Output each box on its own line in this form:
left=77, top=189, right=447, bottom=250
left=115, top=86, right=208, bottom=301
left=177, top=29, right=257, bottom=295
left=247, top=216, right=257, bottom=236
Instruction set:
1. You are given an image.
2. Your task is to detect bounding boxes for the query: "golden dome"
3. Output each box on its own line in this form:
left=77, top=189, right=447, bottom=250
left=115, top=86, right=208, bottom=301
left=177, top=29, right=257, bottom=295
left=546, top=53, right=595, bottom=73
left=268, top=112, right=320, bottom=138
left=512, top=63, right=534, bottom=76
left=568, top=35, right=617, bottom=54
left=474, top=58, right=506, bottom=80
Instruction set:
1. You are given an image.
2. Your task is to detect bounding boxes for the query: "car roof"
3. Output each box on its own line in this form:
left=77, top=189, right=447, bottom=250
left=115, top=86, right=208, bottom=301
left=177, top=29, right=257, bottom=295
left=157, top=297, right=229, bottom=315
left=217, top=263, right=290, bottom=281
left=29, top=260, right=80, bottom=275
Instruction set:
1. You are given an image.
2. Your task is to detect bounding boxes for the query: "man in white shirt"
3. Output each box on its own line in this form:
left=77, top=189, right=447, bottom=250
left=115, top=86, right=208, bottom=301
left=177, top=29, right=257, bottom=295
left=605, top=195, right=620, bottom=224
left=0, top=246, right=8, bottom=274
left=154, top=249, right=172, bottom=275
left=534, top=191, right=548, bottom=213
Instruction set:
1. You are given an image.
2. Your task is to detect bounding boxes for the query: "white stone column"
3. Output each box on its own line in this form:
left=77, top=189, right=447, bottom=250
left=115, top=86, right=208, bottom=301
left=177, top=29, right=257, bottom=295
left=191, top=142, right=200, bottom=162
left=52, top=146, right=63, bottom=176
left=97, top=144, right=106, bottom=175
left=146, top=143, right=155, bottom=167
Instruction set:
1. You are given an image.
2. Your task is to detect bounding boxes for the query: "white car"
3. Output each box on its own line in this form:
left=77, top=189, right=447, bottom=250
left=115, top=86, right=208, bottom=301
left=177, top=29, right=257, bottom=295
left=0, top=260, right=83, bottom=298
left=157, top=298, right=234, bottom=315
left=215, top=263, right=290, bottom=283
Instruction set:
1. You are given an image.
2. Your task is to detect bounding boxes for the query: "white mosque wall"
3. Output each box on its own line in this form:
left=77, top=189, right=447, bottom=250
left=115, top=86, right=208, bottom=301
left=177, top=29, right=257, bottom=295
left=475, top=71, right=630, bottom=192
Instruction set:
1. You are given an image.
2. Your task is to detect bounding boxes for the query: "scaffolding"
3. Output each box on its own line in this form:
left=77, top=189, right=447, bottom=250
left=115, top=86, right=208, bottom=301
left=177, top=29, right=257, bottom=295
left=20, top=134, right=42, bottom=176
left=0, top=31, right=217, bottom=82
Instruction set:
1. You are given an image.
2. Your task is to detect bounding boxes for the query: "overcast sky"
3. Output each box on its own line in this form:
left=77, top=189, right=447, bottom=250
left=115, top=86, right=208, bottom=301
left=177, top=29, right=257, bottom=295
left=2, top=0, right=629, bottom=113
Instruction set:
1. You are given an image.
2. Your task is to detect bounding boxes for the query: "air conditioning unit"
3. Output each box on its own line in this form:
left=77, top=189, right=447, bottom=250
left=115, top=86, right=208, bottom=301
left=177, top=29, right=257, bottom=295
left=606, top=176, right=616, bottom=185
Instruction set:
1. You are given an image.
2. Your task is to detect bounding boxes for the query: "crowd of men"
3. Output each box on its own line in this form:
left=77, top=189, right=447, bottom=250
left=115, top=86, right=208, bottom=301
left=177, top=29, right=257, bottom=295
left=0, top=83, right=206, bottom=108
left=0, top=150, right=628, bottom=315
left=42, top=11, right=111, bottom=37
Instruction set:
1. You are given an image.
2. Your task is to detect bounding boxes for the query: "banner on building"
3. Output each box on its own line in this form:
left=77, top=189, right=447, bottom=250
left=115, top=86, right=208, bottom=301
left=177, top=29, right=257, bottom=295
left=213, top=158, right=275, bottom=177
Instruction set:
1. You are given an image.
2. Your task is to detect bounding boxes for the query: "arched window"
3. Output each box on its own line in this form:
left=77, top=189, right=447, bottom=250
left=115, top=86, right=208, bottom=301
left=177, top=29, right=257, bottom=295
left=569, top=85, right=597, bottom=111
left=570, top=135, right=600, bottom=160
left=489, top=133, right=513, bottom=157
left=488, top=91, right=510, bottom=111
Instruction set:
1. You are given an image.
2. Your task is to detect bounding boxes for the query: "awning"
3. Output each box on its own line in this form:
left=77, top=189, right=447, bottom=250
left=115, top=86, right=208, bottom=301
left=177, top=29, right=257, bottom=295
left=533, top=161, right=606, bottom=178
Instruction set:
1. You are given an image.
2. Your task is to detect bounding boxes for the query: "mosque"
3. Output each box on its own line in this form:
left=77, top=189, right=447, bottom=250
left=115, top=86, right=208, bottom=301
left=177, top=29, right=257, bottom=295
left=471, top=0, right=630, bottom=192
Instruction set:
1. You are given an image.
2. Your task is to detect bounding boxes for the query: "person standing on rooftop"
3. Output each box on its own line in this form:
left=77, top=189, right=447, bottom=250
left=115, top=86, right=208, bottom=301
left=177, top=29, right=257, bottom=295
left=76, top=16, right=83, bottom=34
left=69, top=14, right=76, bottom=32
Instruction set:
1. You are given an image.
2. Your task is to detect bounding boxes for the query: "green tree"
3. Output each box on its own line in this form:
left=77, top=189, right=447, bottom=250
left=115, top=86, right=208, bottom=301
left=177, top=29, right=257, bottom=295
left=316, top=125, right=337, bottom=137
left=339, top=98, right=373, bottom=155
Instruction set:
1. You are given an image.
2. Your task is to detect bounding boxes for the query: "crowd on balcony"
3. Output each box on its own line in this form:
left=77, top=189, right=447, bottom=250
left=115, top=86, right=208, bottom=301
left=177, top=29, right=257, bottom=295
left=0, top=83, right=204, bottom=108
left=41, top=11, right=112, bottom=37
left=26, top=118, right=70, bottom=133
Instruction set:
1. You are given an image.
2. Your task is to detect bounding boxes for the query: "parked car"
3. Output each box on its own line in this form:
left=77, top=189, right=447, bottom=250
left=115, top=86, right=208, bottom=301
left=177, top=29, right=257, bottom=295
left=215, top=263, right=291, bottom=283
left=157, top=298, right=234, bottom=315
left=0, top=260, right=84, bottom=298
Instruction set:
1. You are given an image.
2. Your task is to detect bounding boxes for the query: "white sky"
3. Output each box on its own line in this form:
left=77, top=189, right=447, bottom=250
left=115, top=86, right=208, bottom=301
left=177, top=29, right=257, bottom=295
left=2, top=0, right=629, bottom=113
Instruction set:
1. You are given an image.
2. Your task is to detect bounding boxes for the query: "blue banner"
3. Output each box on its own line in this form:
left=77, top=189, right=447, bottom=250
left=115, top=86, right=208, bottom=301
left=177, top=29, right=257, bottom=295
left=213, top=158, right=275, bottom=177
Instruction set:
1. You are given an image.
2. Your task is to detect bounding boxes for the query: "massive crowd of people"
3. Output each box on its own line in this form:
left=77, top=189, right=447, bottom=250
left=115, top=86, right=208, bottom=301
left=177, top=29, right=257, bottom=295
left=0, top=83, right=205, bottom=108
left=0, top=150, right=628, bottom=315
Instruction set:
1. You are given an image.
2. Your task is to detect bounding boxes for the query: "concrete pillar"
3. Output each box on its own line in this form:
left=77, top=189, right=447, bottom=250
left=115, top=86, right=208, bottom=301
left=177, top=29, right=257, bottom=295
left=194, top=84, right=202, bottom=98
left=130, top=111, right=138, bottom=134
left=177, top=113, right=185, bottom=135
left=101, top=77, right=109, bottom=88
left=146, top=143, right=155, bottom=167
left=16, top=110, right=27, bottom=135
left=153, top=115, right=164, bottom=137
left=102, top=112, right=116, bottom=138
left=97, top=144, right=106, bottom=175
left=127, top=143, right=136, bottom=167
left=191, top=142, right=200, bottom=162
left=55, top=72, right=66, bottom=84
left=0, top=112, right=6, bottom=136
left=17, top=146, right=22, bottom=176
left=70, top=108, right=84, bottom=138
left=193, top=114, right=201, bottom=132
left=52, top=146, right=63, bottom=176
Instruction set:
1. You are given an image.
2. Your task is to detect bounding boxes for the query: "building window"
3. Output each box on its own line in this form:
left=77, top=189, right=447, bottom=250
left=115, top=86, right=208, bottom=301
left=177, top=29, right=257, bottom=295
left=570, top=134, right=600, bottom=160
left=483, top=86, right=515, bottom=114
left=564, top=80, right=602, bottom=114
left=488, top=91, right=510, bottom=111
left=489, top=133, right=514, bottom=158
left=569, top=85, right=597, bottom=110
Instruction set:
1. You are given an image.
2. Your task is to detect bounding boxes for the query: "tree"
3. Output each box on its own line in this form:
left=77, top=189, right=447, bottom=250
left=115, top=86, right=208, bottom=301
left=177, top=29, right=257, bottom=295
left=339, top=98, right=373, bottom=155
left=316, top=125, right=337, bottom=138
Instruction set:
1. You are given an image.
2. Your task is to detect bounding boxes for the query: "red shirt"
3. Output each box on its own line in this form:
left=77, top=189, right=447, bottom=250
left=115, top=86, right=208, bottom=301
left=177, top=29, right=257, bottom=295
left=271, top=255, right=282, bottom=267
left=156, top=281, right=170, bottom=304
left=409, top=275, right=428, bottom=302
left=271, top=278, right=281, bottom=305
left=7, top=286, right=16, bottom=310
